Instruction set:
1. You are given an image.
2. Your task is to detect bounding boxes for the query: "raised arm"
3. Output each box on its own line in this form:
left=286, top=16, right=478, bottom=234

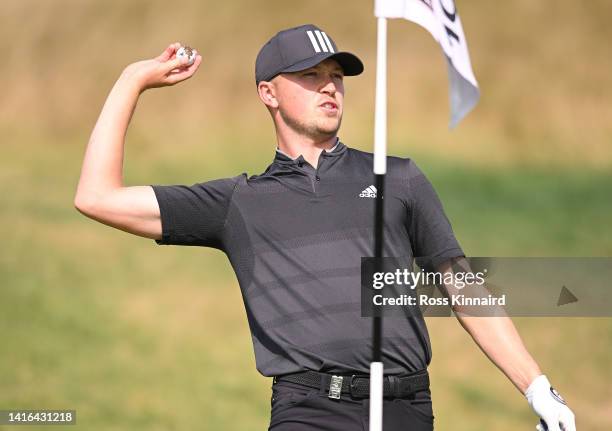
left=74, top=43, right=202, bottom=239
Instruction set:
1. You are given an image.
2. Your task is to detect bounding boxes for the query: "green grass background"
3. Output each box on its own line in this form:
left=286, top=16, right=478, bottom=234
left=1, top=1, right=611, bottom=430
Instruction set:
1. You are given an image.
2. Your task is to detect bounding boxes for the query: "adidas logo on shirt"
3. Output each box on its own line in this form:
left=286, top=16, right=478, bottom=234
left=359, top=185, right=377, bottom=198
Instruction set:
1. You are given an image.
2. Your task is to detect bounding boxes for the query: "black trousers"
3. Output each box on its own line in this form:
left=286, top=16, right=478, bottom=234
left=268, top=380, right=434, bottom=431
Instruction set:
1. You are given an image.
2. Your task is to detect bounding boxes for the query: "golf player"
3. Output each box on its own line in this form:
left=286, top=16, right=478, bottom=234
left=75, top=24, right=576, bottom=431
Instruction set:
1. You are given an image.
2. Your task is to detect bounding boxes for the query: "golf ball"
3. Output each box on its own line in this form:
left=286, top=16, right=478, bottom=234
left=176, top=46, right=196, bottom=66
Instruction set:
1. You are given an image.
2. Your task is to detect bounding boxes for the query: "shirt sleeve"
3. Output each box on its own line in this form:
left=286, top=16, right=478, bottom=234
left=404, top=159, right=465, bottom=271
left=150, top=176, right=241, bottom=250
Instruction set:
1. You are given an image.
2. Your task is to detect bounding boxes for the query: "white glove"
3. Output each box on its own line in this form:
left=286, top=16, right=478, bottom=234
left=525, top=375, right=576, bottom=431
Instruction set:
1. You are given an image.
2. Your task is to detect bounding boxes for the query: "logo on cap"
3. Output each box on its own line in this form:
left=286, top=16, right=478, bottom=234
left=306, top=30, right=335, bottom=54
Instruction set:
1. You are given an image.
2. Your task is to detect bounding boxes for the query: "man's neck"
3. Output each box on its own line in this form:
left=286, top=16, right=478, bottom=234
left=276, top=134, right=339, bottom=168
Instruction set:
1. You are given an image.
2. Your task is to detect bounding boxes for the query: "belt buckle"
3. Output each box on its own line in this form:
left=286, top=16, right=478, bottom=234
left=328, top=375, right=343, bottom=399
left=349, top=374, right=364, bottom=399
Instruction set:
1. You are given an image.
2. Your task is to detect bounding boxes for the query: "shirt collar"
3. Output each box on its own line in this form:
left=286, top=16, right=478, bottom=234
left=273, top=138, right=346, bottom=165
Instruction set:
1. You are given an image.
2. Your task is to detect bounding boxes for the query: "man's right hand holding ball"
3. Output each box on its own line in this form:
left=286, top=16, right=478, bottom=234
left=120, top=42, right=202, bottom=92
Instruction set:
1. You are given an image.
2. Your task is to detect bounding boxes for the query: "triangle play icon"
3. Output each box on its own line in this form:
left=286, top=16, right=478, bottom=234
left=557, top=286, right=578, bottom=306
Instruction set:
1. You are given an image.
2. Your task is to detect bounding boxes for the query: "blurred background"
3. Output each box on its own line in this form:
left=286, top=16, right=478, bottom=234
left=1, top=0, right=611, bottom=430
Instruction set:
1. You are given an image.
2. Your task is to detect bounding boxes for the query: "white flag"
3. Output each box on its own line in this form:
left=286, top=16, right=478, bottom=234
left=375, top=0, right=479, bottom=128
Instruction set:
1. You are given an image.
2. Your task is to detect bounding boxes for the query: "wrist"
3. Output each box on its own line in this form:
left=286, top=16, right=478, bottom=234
left=519, top=367, right=544, bottom=394
left=118, top=65, right=147, bottom=94
left=525, top=374, right=549, bottom=404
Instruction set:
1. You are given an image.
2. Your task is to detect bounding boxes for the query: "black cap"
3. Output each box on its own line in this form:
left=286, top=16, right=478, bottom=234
left=255, top=24, right=364, bottom=84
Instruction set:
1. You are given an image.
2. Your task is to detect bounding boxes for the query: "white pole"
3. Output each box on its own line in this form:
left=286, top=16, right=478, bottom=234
left=369, top=361, right=384, bottom=431
left=370, top=15, right=387, bottom=431
left=373, top=17, right=388, bottom=176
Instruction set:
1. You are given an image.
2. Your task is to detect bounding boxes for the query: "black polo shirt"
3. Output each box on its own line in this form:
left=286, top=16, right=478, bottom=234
left=151, top=141, right=464, bottom=377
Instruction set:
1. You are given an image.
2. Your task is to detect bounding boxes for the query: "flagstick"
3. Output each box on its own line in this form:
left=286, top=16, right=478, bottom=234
left=370, top=15, right=387, bottom=431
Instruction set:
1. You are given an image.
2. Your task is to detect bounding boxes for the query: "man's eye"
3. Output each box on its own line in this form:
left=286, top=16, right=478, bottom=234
left=304, top=72, right=317, bottom=76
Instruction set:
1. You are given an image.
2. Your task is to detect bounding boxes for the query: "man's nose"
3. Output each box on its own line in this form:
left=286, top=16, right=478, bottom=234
left=320, top=77, right=337, bottom=95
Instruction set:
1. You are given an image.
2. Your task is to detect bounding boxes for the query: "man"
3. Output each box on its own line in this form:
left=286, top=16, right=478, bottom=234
left=75, top=24, right=576, bottom=431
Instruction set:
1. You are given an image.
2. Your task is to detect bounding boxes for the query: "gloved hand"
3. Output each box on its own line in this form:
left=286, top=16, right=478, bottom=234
left=525, top=375, right=576, bottom=431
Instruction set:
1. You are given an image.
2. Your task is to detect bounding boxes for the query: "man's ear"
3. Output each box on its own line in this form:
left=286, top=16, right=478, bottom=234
left=257, top=81, right=279, bottom=109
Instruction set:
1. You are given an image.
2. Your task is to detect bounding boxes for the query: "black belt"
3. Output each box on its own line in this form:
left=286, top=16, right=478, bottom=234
left=274, top=369, right=430, bottom=400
